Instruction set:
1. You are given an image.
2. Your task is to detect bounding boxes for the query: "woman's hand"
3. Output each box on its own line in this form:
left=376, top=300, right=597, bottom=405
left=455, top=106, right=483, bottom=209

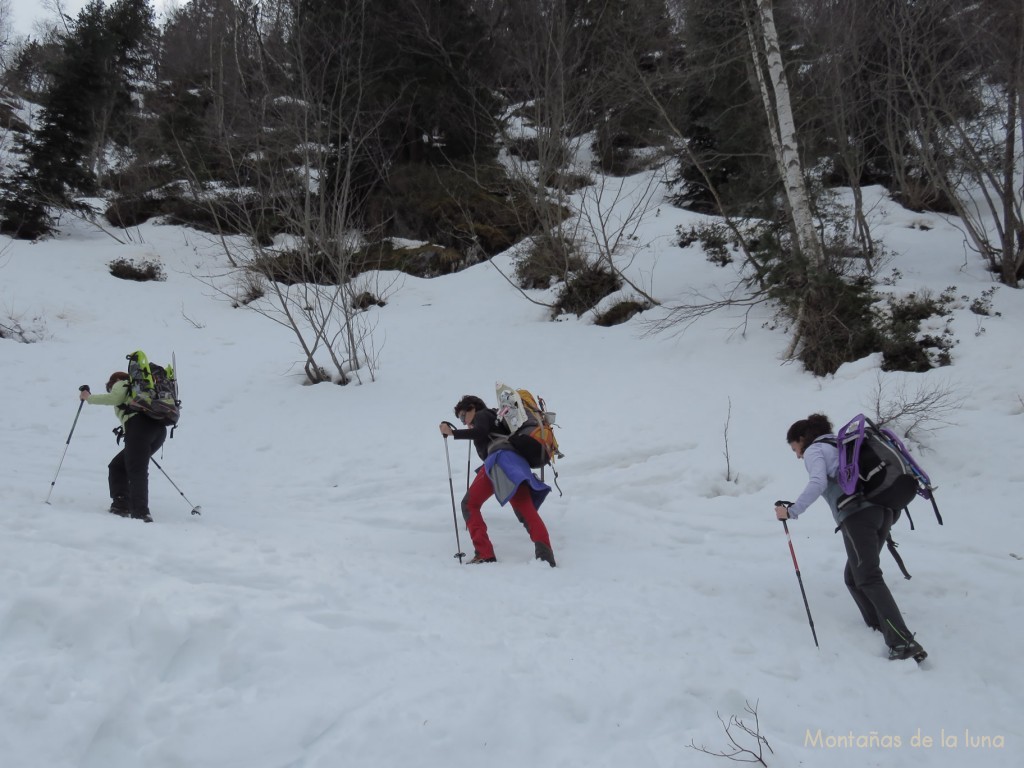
left=439, top=421, right=454, bottom=437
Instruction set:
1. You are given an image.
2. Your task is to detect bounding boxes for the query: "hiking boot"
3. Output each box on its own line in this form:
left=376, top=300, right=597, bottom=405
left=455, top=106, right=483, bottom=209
left=535, top=542, right=556, bottom=568
left=130, top=511, right=154, bottom=523
left=888, top=640, right=927, bottom=663
left=109, top=496, right=129, bottom=517
left=467, top=554, right=496, bottom=564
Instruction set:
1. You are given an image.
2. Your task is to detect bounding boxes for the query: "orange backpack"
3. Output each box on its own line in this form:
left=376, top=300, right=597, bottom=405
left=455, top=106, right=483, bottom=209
left=496, top=382, right=562, bottom=469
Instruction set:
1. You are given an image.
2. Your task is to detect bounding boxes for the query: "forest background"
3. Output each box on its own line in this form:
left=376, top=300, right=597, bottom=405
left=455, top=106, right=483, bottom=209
left=2, top=0, right=1021, bottom=381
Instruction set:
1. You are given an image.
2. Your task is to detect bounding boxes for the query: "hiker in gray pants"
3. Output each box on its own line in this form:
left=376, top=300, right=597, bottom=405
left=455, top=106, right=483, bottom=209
left=774, top=413, right=927, bottom=663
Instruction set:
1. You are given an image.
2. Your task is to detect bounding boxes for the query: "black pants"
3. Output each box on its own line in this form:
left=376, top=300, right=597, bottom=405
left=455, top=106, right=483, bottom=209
left=108, top=415, right=167, bottom=515
left=840, top=505, right=914, bottom=648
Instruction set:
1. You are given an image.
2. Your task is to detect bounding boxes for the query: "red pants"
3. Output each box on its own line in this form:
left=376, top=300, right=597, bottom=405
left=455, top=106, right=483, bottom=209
left=465, top=468, right=551, bottom=560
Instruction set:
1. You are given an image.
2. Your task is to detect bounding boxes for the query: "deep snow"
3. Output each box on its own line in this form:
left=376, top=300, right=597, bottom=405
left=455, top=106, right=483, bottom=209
left=1, top=180, right=1021, bottom=768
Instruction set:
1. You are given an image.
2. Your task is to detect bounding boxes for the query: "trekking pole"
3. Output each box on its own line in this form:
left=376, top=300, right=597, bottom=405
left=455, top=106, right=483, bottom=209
left=776, top=501, right=819, bottom=648
left=466, top=441, right=471, bottom=492
left=45, top=385, right=90, bottom=504
left=151, top=458, right=202, bottom=515
left=442, top=427, right=466, bottom=563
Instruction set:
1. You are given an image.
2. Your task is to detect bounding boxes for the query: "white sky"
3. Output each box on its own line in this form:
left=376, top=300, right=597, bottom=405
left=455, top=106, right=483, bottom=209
left=1, top=164, right=1021, bottom=765
left=6, top=0, right=88, bottom=35
left=6, top=0, right=179, bottom=36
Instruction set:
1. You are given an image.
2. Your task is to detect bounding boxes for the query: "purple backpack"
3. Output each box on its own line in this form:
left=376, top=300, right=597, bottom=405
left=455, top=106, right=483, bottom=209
left=834, top=414, right=942, bottom=527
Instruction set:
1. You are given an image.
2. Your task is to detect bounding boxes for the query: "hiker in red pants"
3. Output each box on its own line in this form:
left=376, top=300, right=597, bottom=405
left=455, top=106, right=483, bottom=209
left=439, top=394, right=556, bottom=566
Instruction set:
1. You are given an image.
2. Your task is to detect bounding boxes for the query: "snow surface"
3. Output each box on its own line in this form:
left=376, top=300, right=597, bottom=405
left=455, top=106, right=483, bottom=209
left=1, top=181, right=1021, bottom=768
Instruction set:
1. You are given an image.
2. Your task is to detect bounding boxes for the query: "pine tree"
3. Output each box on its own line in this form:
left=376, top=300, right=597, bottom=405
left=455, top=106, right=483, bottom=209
left=0, top=0, right=155, bottom=238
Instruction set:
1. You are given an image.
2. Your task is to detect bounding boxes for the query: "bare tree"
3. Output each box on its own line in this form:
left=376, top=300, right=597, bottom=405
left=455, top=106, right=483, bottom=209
left=487, top=0, right=604, bottom=286
left=478, top=0, right=673, bottom=313
left=866, top=373, right=965, bottom=442
left=688, top=700, right=773, bottom=766
left=797, top=0, right=881, bottom=264
left=882, top=0, right=1023, bottom=285
left=741, top=0, right=822, bottom=269
left=167, top=0, right=398, bottom=384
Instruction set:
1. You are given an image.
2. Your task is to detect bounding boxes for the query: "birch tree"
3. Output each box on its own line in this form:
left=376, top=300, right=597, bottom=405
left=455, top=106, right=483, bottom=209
left=741, top=0, right=822, bottom=268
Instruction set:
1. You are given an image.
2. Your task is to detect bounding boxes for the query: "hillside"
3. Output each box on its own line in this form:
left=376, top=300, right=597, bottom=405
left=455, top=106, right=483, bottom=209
left=1, top=180, right=1021, bottom=768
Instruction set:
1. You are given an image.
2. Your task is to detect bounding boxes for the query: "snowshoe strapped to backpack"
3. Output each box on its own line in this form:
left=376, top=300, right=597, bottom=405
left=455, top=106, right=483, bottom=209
left=833, top=414, right=940, bottom=525
left=495, top=381, right=561, bottom=470
left=124, top=350, right=181, bottom=427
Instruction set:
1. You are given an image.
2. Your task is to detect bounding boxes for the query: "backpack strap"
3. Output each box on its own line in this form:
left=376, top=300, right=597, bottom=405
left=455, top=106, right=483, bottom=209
left=540, top=463, right=563, bottom=497
left=929, top=495, right=943, bottom=525
left=886, top=533, right=912, bottom=580
left=902, top=506, right=914, bottom=531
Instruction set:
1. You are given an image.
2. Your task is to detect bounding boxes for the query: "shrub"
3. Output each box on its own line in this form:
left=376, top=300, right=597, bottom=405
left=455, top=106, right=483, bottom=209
left=354, top=241, right=468, bottom=278
left=105, top=197, right=168, bottom=228
left=968, top=286, right=1000, bottom=316
left=678, top=222, right=732, bottom=266
left=352, top=291, right=386, bottom=310
left=548, top=171, right=592, bottom=193
left=105, top=194, right=292, bottom=245
left=108, top=257, right=166, bottom=282
left=364, top=162, right=548, bottom=257
left=594, top=299, right=652, bottom=327
left=878, top=288, right=957, bottom=372
left=253, top=241, right=469, bottom=285
left=514, top=234, right=586, bottom=289
left=788, top=271, right=881, bottom=376
left=232, top=272, right=265, bottom=307
left=553, top=263, right=622, bottom=317
left=0, top=312, right=47, bottom=343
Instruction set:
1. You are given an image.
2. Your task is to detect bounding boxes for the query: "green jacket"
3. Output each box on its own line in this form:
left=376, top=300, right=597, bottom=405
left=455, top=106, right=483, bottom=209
left=86, top=380, right=136, bottom=427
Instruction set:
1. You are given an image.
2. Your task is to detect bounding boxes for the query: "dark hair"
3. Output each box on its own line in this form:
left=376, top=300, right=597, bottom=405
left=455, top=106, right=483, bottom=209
left=453, top=395, right=487, bottom=417
left=106, top=371, right=129, bottom=392
left=786, top=413, right=833, bottom=446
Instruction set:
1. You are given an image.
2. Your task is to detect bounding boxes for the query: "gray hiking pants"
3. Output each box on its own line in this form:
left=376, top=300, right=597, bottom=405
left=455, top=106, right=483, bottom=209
left=840, top=505, right=915, bottom=649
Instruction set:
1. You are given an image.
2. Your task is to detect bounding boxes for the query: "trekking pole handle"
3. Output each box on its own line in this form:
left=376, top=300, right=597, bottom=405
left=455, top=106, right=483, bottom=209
left=442, top=420, right=456, bottom=432
left=79, top=385, right=90, bottom=392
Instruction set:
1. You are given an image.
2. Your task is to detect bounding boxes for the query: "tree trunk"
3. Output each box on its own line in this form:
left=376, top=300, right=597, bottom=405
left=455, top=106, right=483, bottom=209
left=750, top=0, right=824, bottom=269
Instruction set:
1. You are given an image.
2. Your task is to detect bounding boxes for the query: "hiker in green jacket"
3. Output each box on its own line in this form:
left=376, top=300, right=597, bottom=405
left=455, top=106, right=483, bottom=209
left=80, top=371, right=166, bottom=522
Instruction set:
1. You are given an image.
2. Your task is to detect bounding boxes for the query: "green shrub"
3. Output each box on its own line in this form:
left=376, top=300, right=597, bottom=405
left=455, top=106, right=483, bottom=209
left=878, top=288, right=957, bottom=372
left=792, top=272, right=881, bottom=376
left=678, top=222, right=733, bottom=266
left=968, top=286, right=1000, bottom=317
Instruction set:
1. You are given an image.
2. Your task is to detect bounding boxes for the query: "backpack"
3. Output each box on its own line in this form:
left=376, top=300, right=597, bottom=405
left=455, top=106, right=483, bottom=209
left=124, top=350, right=181, bottom=427
left=495, top=381, right=562, bottom=470
left=832, top=414, right=940, bottom=523
left=830, top=414, right=942, bottom=580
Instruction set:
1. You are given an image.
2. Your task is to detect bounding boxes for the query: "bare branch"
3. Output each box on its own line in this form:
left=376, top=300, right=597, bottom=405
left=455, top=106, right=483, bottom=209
left=688, top=700, right=774, bottom=766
